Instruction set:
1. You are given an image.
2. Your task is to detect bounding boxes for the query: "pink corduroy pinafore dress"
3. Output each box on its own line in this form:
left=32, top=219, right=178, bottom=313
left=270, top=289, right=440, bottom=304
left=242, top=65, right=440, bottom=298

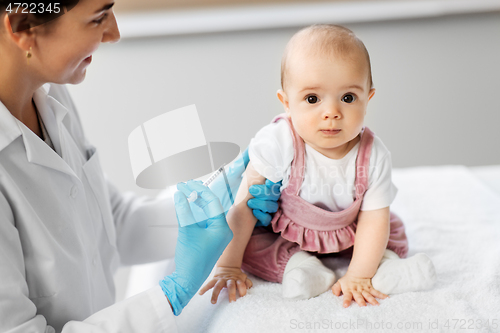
left=241, top=114, right=409, bottom=283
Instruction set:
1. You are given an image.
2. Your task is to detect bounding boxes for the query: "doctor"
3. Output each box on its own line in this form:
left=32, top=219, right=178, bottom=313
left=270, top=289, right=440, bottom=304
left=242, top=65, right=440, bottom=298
left=0, top=0, right=280, bottom=332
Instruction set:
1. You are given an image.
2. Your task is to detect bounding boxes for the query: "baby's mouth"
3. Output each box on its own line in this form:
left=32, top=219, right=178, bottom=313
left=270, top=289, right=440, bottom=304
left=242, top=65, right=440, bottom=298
left=320, top=129, right=341, bottom=135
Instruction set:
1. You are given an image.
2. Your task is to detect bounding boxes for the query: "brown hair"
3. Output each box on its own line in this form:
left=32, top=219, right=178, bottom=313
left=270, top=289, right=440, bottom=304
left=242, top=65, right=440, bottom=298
left=0, top=0, right=79, bottom=32
left=281, top=24, right=373, bottom=91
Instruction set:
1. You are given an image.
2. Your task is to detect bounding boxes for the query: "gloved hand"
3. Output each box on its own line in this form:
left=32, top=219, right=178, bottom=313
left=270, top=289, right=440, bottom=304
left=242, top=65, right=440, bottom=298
left=187, top=148, right=281, bottom=226
left=248, top=179, right=282, bottom=227
left=159, top=180, right=233, bottom=316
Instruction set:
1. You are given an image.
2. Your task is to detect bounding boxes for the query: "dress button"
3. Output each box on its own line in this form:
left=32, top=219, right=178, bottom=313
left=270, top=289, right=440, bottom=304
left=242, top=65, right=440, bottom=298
left=70, top=185, right=78, bottom=198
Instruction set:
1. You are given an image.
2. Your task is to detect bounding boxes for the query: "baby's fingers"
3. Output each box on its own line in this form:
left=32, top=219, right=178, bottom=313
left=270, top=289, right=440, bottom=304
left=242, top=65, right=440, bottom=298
left=227, top=279, right=237, bottom=302
left=342, top=291, right=353, bottom=308
left=210, top=279, right=227, bottom=304
left=236, top=280, right=248, bottom=297
left=352, top=291, right=367, bottom=307
left=332, top=281, right=342, bottom=296
left=362, top=290, right=380, bottom=306
left=199, top=279, right=217, bottom=296
left=368, top=286, right=388, bottom=300
left=237, top=277, right=253, bottom=297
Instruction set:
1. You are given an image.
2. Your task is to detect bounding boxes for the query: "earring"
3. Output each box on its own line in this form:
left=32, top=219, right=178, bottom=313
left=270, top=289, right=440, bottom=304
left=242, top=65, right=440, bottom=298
left=26, top=47, right=32, bottom=65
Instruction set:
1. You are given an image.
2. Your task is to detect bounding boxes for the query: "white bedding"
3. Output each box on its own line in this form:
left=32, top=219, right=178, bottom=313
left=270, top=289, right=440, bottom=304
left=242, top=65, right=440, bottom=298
left=174, top=165, right=500, bottom=333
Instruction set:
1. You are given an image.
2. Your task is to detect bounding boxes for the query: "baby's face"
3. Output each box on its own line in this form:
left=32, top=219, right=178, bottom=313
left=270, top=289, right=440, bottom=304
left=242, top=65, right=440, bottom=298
left=280, top=50, right=375, bottom=159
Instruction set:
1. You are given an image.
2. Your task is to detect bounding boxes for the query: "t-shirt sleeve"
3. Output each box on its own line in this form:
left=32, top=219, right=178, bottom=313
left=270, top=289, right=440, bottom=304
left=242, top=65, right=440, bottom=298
left=248, top=119, right=294, bottom=183
left=360, top=138, right=398, bottom=211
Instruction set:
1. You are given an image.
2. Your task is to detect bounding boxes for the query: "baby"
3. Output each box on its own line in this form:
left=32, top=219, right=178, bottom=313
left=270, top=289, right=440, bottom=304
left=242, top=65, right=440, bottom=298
left=200, top=24, right=436, bottom=308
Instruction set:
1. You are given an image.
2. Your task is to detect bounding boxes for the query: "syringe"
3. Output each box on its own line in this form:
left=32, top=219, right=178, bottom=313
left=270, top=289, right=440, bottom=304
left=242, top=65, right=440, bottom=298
left=188, top=164, right=226, bottom=202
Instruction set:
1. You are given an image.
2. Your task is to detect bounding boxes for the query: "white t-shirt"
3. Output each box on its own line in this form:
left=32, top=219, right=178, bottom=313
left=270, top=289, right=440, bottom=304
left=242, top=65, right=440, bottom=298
left=249, top=119, right=397, bottom=212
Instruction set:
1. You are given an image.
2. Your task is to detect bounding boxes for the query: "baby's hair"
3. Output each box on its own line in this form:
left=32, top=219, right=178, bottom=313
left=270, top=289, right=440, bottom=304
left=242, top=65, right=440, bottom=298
left=280, top=24, right=373, bottom=91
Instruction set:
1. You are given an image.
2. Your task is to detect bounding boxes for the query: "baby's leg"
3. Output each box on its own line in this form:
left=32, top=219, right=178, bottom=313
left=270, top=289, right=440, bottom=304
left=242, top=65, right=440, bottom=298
left=282, top=251, right=336, bottom=299
left=371, top=250, right=437, bottom=295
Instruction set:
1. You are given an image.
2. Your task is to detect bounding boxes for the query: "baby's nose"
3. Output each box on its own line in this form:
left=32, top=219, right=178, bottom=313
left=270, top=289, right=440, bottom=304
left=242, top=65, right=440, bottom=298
left=323, top=106, right=341, bottom=119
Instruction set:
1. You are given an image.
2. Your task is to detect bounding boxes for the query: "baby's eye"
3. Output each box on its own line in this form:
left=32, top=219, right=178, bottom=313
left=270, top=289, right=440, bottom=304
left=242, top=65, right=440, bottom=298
left=306, top=95, right=319, bottom=104
left=341, top=94, right=356, bottom=104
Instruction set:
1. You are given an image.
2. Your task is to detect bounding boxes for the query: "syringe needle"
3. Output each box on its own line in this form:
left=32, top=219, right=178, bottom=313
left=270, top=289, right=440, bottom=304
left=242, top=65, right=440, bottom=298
left=187, top=164, right=226, bottom=203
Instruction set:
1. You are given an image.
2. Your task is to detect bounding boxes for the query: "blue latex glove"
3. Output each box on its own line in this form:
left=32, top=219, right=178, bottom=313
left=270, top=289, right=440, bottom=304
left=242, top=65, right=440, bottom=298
left=248, top=179, right=282, bottom=227
left=159, top=180, right=233, bottom=315
left=208, top=148, right=250, bottom=213
left=187, top=148, right=281, bottom=226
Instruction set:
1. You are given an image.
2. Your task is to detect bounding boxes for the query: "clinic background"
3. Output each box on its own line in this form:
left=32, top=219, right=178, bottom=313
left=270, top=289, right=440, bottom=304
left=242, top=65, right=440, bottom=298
left=66, top=0, right=500, bottom=301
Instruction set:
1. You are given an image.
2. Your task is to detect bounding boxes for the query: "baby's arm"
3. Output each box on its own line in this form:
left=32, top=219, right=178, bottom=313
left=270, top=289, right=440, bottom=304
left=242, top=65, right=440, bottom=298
left=332, top=207, right=390, bottom=307
left=217, top=161, right=265, bottom=267
left=199, top=161, right=265, bottom=303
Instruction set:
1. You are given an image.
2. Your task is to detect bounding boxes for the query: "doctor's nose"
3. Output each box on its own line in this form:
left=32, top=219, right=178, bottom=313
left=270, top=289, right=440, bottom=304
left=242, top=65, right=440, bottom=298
left=102, top=12, right=121, bottom=44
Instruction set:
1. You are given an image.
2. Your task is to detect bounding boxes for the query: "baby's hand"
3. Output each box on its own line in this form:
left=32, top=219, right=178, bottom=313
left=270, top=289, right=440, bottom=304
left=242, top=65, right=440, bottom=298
left=199, top=266, right=253, bottom=304
left=332, top=273, right=388, bottom=308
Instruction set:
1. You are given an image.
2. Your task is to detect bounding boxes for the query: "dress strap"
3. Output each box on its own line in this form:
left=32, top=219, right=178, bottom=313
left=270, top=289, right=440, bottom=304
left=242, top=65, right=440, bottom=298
left=354, top=127, right=375, bottom=199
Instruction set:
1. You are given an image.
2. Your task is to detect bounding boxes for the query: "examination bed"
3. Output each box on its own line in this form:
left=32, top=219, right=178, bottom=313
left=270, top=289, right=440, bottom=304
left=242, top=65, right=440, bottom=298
left=128, top=165, right=500, bottom=332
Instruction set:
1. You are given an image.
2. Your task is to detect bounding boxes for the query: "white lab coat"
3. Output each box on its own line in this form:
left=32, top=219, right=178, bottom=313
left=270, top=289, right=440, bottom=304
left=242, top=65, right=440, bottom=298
left=0, top=83, right=180, bottom=332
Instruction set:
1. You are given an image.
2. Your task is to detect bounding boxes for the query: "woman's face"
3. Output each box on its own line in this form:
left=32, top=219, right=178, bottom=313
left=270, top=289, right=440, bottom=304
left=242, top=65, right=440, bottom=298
left=32, top=0, right=120, bottom=84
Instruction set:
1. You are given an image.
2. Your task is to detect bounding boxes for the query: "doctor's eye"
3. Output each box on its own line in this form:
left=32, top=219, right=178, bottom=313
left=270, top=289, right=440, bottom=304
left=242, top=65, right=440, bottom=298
left=306, top=95, right=319, bottom=104
left=93, top=13, right=108, bottom=25
left=341, top=94, right=356, bottom=104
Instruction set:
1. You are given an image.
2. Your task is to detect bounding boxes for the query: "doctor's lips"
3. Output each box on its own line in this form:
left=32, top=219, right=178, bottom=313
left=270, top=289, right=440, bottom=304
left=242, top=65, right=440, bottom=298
left=84, top=55, right=92, bottom=64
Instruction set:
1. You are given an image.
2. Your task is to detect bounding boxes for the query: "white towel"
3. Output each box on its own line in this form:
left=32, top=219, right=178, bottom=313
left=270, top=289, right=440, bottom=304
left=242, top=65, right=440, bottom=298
left=177, top=165, right=500, bottom=333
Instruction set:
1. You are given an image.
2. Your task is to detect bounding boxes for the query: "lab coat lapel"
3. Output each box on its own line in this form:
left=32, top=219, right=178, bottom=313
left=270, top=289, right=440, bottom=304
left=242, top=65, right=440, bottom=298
left=33, top=86, right=65, bottom=157
left=17, top=120, right=78, bottom=179
left=0, top=84, right=86, bottom=179
left=0, top=85, right=73, bottom=178
left=21, top=85, right=80, bottom=179
left=0, top=100, right=22, bottom=152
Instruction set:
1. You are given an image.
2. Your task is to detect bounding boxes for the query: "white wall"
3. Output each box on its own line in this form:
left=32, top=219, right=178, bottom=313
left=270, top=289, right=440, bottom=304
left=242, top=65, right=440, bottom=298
left=67, top=10, right=500, bottom=197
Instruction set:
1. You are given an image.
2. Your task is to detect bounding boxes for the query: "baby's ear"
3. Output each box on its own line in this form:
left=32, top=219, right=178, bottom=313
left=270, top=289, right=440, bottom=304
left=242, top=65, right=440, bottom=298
left=276, top=89, right=290, bottom=114
left=368, top=88, right=376, bottom=101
